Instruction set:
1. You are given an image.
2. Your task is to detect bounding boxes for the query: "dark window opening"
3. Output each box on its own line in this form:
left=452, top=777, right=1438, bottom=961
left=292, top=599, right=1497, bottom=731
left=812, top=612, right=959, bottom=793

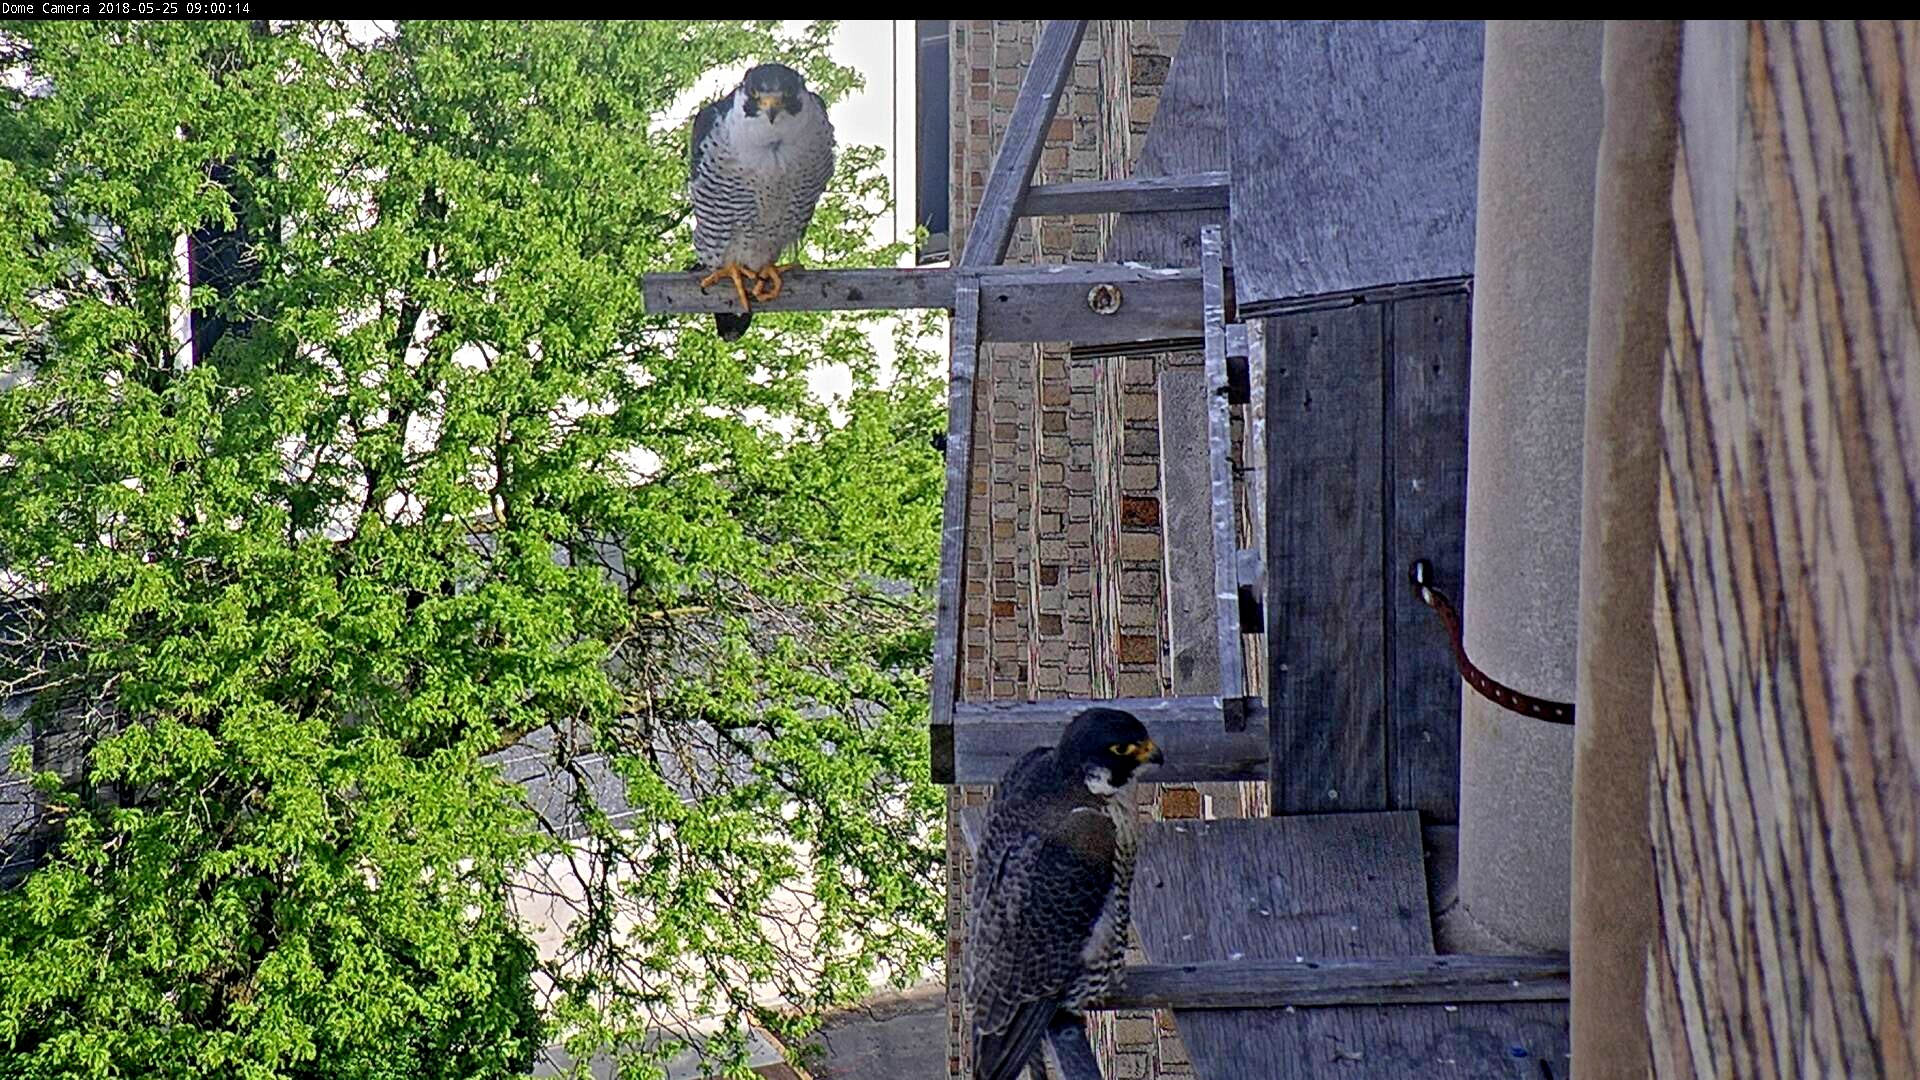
left=915, top=20, right=950, bottom=265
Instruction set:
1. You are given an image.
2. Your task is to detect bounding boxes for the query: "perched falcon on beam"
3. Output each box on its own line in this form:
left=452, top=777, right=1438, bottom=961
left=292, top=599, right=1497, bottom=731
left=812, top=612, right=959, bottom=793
left=688, top=62, right=836, bottom=341
left=966, top=707, right=1165, bottom=1080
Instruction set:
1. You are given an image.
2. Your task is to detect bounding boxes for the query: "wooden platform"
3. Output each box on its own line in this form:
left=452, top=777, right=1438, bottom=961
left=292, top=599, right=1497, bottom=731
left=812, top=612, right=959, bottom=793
left=1131, top=814, right=1570, bottom=1079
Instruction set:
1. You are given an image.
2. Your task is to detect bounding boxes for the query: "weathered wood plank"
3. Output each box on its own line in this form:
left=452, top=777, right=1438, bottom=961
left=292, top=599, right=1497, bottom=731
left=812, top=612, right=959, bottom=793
left=642, top=267, right=953, bottom=316
left=949, top=696, right=1267, bottom=785
left=1133, top=814, right=1569, bottom=1078
left=975, top=264, right=1202, bottom=346
left=1133, top=813, right=1426, bottom=1078
left=960, top=19, right=1089, bottom=267
left=1020, top=171, right=1229, bottom=217
left=1158, top=368, right=1219, bottom=693
left=1111, top=20, right=1230, bottom=268
left=929, top=283, right=981, bottom=782
left=1388, top=293, right=1472, bottom=822
left=1135, top=814, right=1434, bottom=958
left=953, top=695, right=1249, bottom=725
left=1095, top=955, right=1571, bottom=1010
left=643, top=263, right=1202, bottom=346
left=1253, top=278, right=1474, bottom=319
left=1224, top=21, right=1482, bottom=308
left=1202, top=226, right=1248, bottom=729
left=1266, top=305, right=1388, bottom=814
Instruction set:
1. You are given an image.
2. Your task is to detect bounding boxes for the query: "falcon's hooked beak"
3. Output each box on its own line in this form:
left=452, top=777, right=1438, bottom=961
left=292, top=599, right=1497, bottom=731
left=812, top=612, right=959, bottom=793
left=1131, top=740, right=1164, bottom=766
left=756, top=93, right=787, bottom=117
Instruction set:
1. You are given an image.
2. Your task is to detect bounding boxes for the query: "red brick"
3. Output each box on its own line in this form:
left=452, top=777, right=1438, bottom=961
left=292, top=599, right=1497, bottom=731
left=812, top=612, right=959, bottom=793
left=1118, top=634, right=1157, bottom=664
left=1120, top=496, right=1161, bottom=527
left=1159, top=788, right=1203, bottom=819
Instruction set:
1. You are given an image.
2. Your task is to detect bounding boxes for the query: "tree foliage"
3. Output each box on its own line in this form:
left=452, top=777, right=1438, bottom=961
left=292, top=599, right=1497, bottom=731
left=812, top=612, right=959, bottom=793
left=0, top=19, right=944, bottom=1079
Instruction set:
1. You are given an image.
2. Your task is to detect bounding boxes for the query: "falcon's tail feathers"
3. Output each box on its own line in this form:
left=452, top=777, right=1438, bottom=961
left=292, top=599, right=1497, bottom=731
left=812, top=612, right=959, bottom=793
left=973, top=1003, right=1056, bottom=1080
left=714, top=312, right=751, bottom=340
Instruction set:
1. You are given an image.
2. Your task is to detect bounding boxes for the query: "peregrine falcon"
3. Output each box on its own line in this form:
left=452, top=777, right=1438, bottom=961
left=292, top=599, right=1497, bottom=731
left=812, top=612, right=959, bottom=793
left=688, top=62, right=836, bottom=340
left=965, top=707, right=1165, bottom=1080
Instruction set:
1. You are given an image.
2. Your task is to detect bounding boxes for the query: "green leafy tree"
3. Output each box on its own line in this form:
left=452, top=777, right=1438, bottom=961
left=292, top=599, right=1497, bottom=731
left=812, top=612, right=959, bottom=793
left=0, top=20, right=944, bottom=1080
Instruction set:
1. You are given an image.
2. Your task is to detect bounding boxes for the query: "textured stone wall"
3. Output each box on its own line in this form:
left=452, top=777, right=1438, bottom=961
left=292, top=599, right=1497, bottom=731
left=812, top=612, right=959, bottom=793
left=1644, top=20, right=1920, bottom=1078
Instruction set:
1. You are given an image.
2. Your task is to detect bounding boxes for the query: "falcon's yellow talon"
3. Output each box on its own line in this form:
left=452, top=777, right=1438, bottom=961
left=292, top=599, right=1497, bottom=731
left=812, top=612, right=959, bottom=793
left=697, top=262, right=755, bottom=313
left=750, top=263, right=790, bottom=303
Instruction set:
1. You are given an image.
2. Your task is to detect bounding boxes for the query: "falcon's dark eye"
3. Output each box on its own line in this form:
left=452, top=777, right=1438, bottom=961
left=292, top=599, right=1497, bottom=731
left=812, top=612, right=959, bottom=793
left=1109, top=743, right=1136, bottom=758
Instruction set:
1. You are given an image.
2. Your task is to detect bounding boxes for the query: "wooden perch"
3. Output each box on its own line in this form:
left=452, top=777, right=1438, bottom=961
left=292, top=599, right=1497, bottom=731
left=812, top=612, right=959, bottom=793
left=1092, top=955, right=1571, bottom=1010
left=641, top=267, right=953, bottom=317
left=642, top=263, right=1204, bottom=350
left=940, top=694, right=1266, bottom=785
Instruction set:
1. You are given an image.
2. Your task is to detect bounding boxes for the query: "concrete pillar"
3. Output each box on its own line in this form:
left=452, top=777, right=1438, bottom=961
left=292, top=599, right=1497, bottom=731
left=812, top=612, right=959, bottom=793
left=1569, top=21, right=1680, bottom=1077
left=1451, top=21, right=1603, bottom=953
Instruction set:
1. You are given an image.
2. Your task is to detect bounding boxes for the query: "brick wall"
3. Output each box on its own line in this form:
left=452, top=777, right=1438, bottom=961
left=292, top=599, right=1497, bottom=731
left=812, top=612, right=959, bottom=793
left=1644, top=21, right=1920, bottom=1077
left=943, top=20, right=1258, bottom=1080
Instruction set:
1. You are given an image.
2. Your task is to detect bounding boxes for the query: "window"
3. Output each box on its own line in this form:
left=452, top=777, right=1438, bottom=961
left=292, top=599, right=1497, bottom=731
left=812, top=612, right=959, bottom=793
left=914, top=21, right=950, bottom=265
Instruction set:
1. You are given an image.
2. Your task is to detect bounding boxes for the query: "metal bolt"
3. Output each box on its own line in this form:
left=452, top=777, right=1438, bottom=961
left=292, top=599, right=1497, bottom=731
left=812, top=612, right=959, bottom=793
left=1086, top=283, right=1123, bottom=315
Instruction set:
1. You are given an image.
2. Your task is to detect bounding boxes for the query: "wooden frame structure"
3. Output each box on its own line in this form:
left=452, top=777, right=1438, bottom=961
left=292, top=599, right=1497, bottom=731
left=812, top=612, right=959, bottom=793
left=644, top=20, right=1565, bottom=1079
left=640, top=20, right=1260, bottom=789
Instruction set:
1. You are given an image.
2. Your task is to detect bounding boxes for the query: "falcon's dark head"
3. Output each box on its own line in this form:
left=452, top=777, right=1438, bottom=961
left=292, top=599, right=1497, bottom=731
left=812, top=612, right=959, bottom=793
left=1056, top=707, right=1163, bottom=795
left=740, top=62, right=808, bottom=121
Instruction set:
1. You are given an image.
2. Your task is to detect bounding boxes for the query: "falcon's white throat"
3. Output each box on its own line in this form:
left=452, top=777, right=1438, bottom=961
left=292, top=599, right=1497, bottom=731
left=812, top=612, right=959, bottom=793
left=1083, top=765, right=1119, bottom=796
left=728, top=90, right=803, bottom=172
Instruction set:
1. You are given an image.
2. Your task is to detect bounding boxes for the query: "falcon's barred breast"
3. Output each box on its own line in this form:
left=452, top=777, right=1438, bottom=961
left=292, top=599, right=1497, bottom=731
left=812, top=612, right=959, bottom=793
left=688, top=62, right=836, bottom=340
left=965, top=708, right=1164, bottom=1080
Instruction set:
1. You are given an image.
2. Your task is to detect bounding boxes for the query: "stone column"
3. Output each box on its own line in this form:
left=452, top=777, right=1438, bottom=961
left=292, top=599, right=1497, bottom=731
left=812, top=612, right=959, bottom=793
left=1569, top=20, right=1680, bottom=1077
left=1450, top=20, right=1604, bottom=953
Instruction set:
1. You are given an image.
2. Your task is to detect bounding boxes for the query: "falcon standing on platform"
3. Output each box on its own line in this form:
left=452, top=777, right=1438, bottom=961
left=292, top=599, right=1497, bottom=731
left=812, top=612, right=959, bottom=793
left=688, top=62, right=836, bottom=340
left=966, top=707, right=1165, bottom=1080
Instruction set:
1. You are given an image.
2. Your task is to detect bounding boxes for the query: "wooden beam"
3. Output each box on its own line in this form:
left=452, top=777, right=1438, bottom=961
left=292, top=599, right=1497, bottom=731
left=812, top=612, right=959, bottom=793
left=642, top=267, right=952, bottom=317
left=1158, top=368, right=1222, bottom=696
left=976, top=264, right=1201, bottom=345
left=1202, top=226, right=1249, bottom=728
left=1070, top=337, right=1206, bottom=361
left=949, top=696, right=1267, bottom=784
left=929, top=282, right=982, bottom=783
left=642, top=263, right=1200, bottom=346
left=959, top=19, right=1089, bottom=267
left=1021, top=171, right=1230, bottom=217
left=1092, top=955, right=1572, bottom=1010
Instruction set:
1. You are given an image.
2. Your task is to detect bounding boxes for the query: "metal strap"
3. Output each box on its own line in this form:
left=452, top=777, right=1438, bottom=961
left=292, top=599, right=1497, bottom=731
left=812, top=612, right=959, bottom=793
left=1409, top=560, right=1576, bottom=726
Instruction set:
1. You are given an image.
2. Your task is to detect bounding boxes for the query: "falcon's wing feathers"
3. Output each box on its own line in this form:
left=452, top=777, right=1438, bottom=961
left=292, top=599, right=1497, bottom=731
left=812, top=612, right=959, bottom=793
left=688, top=92, right=731, bottom=191
left=967, top=751, right=1118, bottom=1080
